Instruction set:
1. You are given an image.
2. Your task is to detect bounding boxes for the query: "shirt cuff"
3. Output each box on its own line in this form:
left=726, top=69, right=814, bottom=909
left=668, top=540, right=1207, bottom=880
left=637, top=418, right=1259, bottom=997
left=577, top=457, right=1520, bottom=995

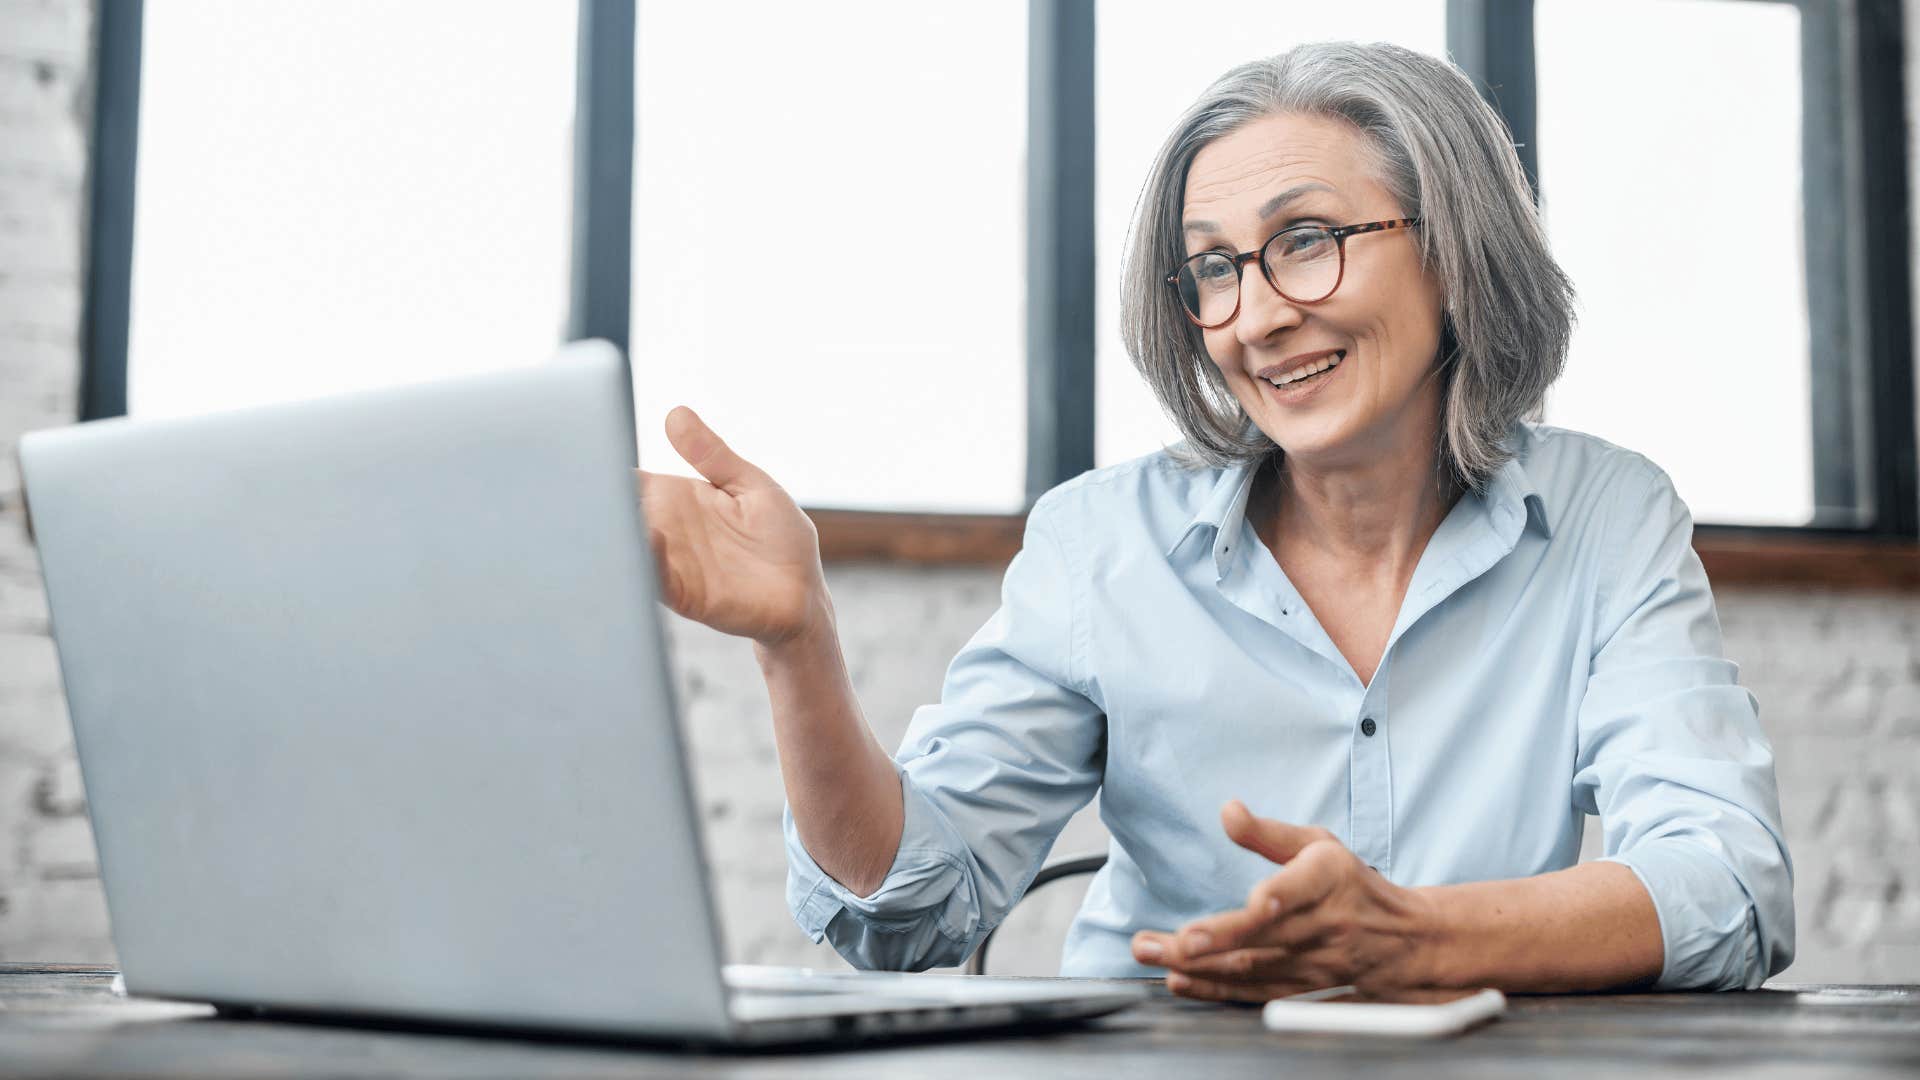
left=1600, top=837, right=1772, bottom=990
left=783, top=763, right=981, bottom=956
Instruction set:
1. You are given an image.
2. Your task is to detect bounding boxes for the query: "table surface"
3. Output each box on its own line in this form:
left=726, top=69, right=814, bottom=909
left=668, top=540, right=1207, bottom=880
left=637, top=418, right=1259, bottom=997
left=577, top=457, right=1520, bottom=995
left=1, top=965, right=1916, bottom=1079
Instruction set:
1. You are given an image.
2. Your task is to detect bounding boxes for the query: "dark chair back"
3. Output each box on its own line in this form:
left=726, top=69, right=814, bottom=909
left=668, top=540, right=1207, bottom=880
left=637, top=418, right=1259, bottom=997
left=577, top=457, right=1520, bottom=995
left=963, top=854, right=1107, bottom=976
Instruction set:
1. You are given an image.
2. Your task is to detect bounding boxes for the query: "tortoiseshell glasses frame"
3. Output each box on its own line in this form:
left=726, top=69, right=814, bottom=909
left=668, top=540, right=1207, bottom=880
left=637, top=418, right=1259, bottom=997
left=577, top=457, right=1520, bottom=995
left=1164, top=217, right=1421, bottom=329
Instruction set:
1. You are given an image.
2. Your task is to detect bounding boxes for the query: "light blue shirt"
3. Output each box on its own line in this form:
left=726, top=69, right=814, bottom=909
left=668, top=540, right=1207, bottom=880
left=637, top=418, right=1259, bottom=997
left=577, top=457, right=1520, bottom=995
left=783, top=423, right=1794, bottom=989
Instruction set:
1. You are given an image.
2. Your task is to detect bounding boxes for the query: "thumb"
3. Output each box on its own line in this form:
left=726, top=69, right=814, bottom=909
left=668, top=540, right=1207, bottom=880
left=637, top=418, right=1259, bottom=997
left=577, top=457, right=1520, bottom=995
left=663, top=406, right=770, bottom=495
left=1221, top=799, right=1323, bottom=865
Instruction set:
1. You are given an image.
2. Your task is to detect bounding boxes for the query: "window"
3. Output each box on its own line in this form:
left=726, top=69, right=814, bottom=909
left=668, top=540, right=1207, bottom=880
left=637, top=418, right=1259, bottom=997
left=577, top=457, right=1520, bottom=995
left=1094, top=3, right=1449, bottom=468
left=1536, top=0, right=1816, bottom=526
left=628, top=2, right=1028, bottom=513
left=83, top=0, right=1917, bottom=574
left=1528, top=0, right=1914, bottom=534
left=124, top=1, right=577, bottom=419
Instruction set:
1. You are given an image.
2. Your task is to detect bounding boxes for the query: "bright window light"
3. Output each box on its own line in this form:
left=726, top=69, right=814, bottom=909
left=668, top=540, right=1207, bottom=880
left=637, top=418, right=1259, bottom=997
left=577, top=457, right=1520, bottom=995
left=630, top=2, right=1027, bottom=513
left=1538, top=0, right=1810, bottom=525
left=127, top=1, right=577, bottom=418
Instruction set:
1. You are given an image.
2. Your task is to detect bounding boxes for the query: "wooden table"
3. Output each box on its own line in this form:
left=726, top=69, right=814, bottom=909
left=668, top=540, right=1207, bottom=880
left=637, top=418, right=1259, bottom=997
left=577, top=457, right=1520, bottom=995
left=1, top=965, right=1916, bottom=1078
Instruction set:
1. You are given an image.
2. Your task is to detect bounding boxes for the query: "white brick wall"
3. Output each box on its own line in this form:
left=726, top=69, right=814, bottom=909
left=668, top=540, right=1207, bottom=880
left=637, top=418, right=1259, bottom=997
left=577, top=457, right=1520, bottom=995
left=0, top=0, right=99, bottom=962
left=1, top=0, right=1916, bottom=984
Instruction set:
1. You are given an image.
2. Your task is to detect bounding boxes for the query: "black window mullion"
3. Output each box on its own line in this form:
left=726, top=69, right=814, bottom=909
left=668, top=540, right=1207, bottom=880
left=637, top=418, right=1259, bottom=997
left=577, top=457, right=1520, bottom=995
left=1801, top=0, right=1869, bottom=528
left=568, top=0, right=635, bottom=357
left=1853, top=0, right=1917, bottom=536
left=1025, top=0, right=1097, bottom=506
left=80, top=0, right=144, bottom=422
left=1446, top=0, right=1538, bottom=203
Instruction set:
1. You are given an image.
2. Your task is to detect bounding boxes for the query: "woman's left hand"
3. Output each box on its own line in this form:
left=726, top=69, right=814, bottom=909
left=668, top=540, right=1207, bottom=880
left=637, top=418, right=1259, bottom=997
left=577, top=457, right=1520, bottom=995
left=1130, top=800, right=1441, bottom=1002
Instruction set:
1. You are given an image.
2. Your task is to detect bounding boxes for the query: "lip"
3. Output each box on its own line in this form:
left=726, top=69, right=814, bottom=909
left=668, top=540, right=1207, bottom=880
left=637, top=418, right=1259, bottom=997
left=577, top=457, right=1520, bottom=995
left=1254, top=349, right=1346, bottom=383
left=1257, top=349, right=1346, bottom=405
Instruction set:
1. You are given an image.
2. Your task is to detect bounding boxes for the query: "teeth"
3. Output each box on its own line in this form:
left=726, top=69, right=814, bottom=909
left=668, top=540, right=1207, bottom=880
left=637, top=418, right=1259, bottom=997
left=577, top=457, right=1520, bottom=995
left=1268, top=352, right=1343, bottom=387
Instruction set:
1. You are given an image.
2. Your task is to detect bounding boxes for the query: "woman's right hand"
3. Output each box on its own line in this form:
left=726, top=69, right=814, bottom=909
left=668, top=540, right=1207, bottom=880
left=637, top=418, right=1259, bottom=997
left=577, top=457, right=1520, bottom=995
left=636, top=406, right=830, bottom=648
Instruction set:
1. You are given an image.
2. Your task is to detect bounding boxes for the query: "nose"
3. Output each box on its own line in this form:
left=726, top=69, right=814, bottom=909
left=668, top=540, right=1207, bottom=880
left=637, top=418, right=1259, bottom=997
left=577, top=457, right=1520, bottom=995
left=1232, top=262, right=1305, bottom=348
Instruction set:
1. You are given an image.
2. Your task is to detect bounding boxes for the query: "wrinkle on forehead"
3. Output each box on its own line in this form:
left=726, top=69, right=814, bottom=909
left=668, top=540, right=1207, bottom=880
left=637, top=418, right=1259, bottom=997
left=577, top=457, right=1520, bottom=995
left=1182, top=113, right=1385, bottom=219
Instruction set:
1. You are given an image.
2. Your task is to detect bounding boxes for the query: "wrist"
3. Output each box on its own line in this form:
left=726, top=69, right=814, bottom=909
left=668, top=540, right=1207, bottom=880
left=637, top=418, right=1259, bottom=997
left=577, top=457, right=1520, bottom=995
left=752, top=591, right=838, bottom=669
left=1405, top=884, right=1464, bottom=988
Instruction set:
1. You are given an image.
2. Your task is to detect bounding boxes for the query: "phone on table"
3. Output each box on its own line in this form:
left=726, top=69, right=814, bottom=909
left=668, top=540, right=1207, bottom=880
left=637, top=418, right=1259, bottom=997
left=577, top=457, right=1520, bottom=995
left=1261, top=985, right=1507, bottom=1037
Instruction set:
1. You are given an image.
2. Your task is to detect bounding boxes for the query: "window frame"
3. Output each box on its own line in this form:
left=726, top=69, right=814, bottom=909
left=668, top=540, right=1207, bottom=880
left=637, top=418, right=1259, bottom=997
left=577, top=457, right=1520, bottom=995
left=79, top=0, right=1920, bottom=584
left=79, top=0, right=141, bottom=423
left=1481, top=0, right=1917, bottom=543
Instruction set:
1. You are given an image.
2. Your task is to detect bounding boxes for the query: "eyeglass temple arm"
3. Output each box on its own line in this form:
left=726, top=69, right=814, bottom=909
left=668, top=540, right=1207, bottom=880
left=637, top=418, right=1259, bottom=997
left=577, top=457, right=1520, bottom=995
left=1333, top=217, right=1420, bottom=239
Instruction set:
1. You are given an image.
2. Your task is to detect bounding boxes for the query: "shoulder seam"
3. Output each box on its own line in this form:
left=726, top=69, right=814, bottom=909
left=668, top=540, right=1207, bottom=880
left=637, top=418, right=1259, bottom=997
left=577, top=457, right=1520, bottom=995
left=1594, top=463, right=1666, bottom=648
left=1026, top=501, right=1086, bottom=696
left=1036, top=448, right=1202, bottom=503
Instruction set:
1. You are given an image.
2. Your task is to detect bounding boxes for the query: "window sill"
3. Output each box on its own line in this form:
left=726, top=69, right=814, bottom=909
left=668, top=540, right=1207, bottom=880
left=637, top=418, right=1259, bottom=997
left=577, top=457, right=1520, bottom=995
left=808, top=508, right=1026, bottom=564
left=1691, top=527, right=1920, bottom=589
left=809, top=510, right=1920, bottom=589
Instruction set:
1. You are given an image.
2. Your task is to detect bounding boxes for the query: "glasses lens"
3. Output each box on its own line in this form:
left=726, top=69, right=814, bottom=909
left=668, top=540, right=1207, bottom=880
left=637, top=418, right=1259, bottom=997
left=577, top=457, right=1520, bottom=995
left=1265, top=227, right=1340, bottom=302
left=1176, top=254, right=1238, bottom=325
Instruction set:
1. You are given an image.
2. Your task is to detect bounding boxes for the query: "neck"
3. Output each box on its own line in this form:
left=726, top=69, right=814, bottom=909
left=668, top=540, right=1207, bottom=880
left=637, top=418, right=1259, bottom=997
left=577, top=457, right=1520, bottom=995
left=1254, top=417, right=1463, bottom=580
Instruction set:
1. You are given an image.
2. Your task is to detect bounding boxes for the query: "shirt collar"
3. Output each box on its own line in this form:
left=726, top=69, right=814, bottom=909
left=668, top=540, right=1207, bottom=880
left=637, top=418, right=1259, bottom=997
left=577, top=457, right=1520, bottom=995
left=1163, top=440, right=1552, bottom=568
left=1484, top=449, right=1554, bottom=541
left=1164, top=458, right=1262, bottom=572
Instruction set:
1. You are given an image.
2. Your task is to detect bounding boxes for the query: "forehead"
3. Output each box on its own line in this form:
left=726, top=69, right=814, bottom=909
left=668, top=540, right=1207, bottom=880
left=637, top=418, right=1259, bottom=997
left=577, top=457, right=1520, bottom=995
left=1182, top=112, right=1384, bottom=226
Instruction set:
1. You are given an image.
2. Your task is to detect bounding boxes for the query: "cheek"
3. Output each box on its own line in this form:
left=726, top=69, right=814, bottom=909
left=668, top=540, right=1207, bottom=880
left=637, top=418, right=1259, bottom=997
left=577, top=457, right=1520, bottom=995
left=1203, top=326, right=1232, bottom=357
left=1350, top=294, right=1443, bottom=382
left=1203, top=332, right=1242, bottom=380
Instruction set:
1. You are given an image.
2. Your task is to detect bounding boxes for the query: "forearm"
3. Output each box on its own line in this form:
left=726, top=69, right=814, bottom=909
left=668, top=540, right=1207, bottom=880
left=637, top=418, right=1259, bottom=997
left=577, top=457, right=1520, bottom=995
left=755, top=599, right=904, bottom=897
left=1416, top=861, right=1663, bottom=992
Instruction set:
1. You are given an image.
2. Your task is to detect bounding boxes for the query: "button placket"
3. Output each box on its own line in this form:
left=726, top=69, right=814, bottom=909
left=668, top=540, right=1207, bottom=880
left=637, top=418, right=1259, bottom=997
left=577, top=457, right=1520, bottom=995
left=1349, top=686, right=1392, bottom=874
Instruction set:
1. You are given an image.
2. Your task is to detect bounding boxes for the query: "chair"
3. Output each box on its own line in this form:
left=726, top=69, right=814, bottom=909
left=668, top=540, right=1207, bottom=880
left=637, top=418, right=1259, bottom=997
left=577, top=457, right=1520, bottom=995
left=963, top=853, right=1108, bottom=976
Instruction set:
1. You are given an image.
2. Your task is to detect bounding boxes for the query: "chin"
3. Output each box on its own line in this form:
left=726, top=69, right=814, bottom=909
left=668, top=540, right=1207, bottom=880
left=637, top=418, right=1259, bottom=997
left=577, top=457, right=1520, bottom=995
left=1257, top=413, right=1352, bottom=463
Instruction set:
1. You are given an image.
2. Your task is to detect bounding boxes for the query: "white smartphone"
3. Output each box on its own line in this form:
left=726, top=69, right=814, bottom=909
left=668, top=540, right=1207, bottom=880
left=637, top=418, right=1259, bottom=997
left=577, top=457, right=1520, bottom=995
left=1260, top=986, right=1507, bottom=1037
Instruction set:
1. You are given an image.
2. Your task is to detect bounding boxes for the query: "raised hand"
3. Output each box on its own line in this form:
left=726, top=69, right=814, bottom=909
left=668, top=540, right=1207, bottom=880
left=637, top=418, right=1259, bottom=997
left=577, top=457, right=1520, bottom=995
left=636, top=406, right=830, bottom=647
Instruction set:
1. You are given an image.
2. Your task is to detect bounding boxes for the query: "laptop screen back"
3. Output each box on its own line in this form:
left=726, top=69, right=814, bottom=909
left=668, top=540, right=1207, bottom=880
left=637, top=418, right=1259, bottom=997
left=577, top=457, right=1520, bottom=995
left=19, top=342, right=736, bottom=1039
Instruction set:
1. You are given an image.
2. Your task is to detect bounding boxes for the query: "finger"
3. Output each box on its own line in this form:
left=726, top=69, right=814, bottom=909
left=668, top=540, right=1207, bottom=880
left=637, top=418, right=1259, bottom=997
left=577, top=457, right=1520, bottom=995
left=662, top=407, right=772, bottom=495
left=1175, top=904, right=1275, bottom=958
left=635, top=469, right=707, bottom=512
left=1161, top=945, right=1298, bottom=982
left=1247, top=845, right=1343, bottom=921
left=1221, top=799, right=1335, bottom=865
left=1166, top=970, right=1316, bottom=1004
left=1131, top=930, right=1175, bottom=968
left=636, top=468, right=677, bottom=503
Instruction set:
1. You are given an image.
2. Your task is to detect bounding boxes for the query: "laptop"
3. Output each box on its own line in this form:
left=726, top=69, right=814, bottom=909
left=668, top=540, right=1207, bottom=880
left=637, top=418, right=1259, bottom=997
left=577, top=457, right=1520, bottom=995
left=15, top=340, right=1146, bottom=1046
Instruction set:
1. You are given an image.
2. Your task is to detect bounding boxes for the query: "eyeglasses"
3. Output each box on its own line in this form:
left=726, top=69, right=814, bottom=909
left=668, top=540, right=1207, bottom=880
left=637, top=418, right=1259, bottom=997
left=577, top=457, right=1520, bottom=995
left=1164, top=217, right=1420, bottom=329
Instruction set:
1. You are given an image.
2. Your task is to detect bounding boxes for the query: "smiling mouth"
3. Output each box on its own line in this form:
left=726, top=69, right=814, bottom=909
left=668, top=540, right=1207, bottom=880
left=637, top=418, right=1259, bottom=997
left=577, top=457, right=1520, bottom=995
left=1264, top=350, right=1345, bottom=389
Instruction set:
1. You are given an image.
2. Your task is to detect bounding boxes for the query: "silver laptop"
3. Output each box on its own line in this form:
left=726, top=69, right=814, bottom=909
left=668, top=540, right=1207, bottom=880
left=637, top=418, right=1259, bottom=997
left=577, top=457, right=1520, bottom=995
left=16, top=340, right=1146, bottom=1046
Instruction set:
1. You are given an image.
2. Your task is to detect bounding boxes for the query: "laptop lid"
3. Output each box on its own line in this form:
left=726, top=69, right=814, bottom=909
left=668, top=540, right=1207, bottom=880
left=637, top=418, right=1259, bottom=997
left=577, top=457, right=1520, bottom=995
left=19, top=341, right=738, bottom=1040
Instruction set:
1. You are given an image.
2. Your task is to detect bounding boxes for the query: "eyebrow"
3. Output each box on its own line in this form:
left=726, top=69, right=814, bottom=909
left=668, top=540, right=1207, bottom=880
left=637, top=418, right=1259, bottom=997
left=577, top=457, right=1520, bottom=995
left=1182, top=182, right=1339, bottom=236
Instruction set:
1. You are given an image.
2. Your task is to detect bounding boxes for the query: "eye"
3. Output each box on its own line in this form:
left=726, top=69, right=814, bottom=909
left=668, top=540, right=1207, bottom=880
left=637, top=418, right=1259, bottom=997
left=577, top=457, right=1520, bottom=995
left=1275, top=228, right=1335, bottom=257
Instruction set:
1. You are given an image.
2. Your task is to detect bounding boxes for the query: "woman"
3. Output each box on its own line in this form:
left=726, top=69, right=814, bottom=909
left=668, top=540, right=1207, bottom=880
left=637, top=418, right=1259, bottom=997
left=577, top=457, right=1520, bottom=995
left=638, top=41, right=1793, bottom=1000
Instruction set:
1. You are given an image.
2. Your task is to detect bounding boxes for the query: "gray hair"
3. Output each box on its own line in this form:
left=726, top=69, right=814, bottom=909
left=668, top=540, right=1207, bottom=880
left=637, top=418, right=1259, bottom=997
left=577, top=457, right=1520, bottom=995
left=1119, top=41, right=1575, bottom=492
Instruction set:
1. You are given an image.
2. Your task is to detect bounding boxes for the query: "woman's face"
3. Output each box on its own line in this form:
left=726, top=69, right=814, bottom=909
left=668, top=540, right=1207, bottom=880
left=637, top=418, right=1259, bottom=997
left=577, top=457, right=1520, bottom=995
left=1181, top=111, right=1447, bottom=473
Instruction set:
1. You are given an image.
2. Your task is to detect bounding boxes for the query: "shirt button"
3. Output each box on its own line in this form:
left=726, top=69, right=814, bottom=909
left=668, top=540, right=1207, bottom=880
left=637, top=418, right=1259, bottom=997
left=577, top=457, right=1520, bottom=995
left=1361, top=717, right=1377, bottom=737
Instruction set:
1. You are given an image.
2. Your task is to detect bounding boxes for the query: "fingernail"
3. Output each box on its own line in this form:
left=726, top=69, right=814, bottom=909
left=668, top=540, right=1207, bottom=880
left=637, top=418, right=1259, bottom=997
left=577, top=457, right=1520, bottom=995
left=1135, top=939, right=1163, bottom=962
left=1167, top=972, right=1191, bottom=991
left=1268, top=897, right=1282, bottom=917
left=1186, top=930, right=1212, bottom=952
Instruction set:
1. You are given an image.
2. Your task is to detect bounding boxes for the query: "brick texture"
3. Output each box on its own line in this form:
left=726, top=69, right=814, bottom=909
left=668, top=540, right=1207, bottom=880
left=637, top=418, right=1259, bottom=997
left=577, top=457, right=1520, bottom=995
left=1, top=0, right=1917, bottom=986
left=0, top=0, right=96, bottom=965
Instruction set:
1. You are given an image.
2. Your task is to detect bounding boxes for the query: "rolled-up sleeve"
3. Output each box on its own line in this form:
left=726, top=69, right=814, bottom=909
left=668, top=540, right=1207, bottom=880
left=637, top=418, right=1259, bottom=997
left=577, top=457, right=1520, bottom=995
left=783, top=493, right=1106, bottom=971
left=1572, top=461, right=1795, bottom=989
